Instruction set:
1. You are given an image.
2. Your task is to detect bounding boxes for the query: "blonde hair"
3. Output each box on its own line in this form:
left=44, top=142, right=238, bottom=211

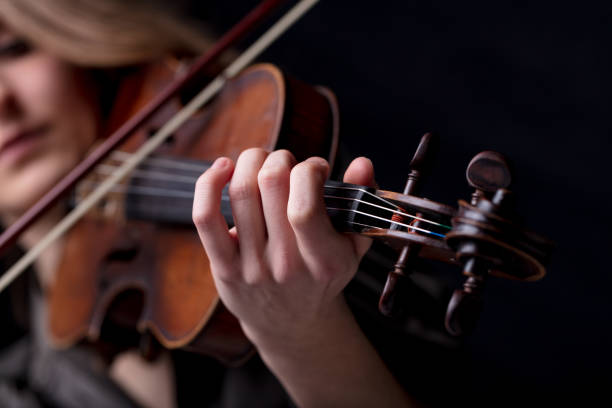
left=0, top=0, right=211, bottom=66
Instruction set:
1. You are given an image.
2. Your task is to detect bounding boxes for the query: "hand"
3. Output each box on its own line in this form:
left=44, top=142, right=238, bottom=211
left=193, top=150, right=413, bottom=408
left=192, top=148, right=375, bottom=347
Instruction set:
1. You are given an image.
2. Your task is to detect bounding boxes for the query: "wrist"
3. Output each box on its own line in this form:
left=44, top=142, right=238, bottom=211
left=240, top=297, right=411, bottom=408
left=242, top=296, right=355, bottom=359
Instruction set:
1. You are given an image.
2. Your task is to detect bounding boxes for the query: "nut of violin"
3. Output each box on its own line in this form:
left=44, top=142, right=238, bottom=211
left=466, top=151, right=511, bottom=193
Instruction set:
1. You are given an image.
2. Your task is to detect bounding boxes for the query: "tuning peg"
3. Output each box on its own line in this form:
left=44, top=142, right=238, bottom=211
left=465, top=151, right=511, bottom=205
left=445, top=188, right=517, bottom=335
left=444, top=151, right=515, bottom=336
left=379, top=245, right=418, bottom=316
left=379, top=132, right=437, bottom=316
left=445, top=259, right=487, bottom=336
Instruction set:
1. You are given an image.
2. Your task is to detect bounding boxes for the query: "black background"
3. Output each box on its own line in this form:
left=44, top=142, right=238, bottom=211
left=190, top=0, right=611, bottom=405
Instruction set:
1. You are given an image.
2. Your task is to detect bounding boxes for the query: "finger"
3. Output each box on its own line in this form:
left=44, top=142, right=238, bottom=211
left=258, top=150, right=298, bottom=250
left=229, top=148, right=269, bottom=258
left=193, top=157, right=237, bottom=264
left=343, top=157, right=376, bottom=257
left=343, top=157, right=376, bottom=188
left=287, top=157, right=341, bottom=276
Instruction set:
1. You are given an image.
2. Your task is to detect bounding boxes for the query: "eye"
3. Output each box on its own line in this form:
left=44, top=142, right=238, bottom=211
left=0, top=39, right=32, bottom=58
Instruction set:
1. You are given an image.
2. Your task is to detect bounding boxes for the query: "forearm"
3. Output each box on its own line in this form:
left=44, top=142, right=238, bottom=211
left=249, top=298, right=416, bottom=408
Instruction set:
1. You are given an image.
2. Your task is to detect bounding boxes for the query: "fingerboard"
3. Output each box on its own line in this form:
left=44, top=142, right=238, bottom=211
left=73, top=155, right=448, bottom=239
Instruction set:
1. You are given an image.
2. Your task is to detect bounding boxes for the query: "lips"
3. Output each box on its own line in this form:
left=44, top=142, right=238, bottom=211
left=0, top=125, right=48, bottom=165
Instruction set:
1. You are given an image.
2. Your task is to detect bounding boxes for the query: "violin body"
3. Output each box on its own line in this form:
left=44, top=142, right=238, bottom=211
left=48, top=63, right=339, bottom=364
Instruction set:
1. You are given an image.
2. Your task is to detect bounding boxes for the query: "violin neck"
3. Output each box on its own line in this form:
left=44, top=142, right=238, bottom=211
left=71, top=154, right=451, bottom=240
left=114, top=155, right=388, bottom=234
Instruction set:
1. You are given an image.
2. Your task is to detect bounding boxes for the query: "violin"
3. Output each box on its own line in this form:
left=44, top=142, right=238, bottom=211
left=48, top=60, right=552, bottom=363
left=0, top=0, right=553, bottom=366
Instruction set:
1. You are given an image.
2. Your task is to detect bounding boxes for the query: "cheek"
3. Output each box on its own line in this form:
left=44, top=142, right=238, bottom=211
left=19, top=54, right=100, bottom=153
left=0, top=55, right=100, bottom=215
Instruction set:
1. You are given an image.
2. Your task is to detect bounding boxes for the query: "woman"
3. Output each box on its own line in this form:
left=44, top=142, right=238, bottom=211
left=0, top=0, right=413, bottom=406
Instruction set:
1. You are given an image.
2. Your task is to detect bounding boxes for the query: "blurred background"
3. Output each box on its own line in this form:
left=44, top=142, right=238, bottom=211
left=186, top=0, right=610, bottom=405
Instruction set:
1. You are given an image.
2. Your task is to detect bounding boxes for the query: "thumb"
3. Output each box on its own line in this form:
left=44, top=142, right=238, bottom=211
left=343, top=157, right=376, bottom=188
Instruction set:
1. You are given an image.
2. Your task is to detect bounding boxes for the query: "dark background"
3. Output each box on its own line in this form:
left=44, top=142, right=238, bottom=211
left=191, top=0, right=611, bottom=405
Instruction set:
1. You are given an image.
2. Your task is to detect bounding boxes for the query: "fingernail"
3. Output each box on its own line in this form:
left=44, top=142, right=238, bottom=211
left=307, top=157, right=329, bottom=173
left=306, top=156, right=327, bottom=166
left=211, top=157, right=230, bottom=170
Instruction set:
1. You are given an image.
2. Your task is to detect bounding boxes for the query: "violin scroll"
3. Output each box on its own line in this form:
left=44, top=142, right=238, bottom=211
left=444, top=157, right=552, bottom=336
left=443, top=151, right=514, bottom=335
left=369, top=139, right=552, bottom=336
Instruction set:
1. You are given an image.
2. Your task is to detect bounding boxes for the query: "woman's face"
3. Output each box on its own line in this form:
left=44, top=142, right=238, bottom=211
left=0, top=27, right=100, bottom=219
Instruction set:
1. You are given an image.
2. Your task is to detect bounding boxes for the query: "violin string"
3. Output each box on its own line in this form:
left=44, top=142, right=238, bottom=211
left=347, top=221, right=383, bottom=230
left=327, top=185, right=453, bottom=230
left=327, top=184, right=401, bottom=210
left=323, top=194, right=451, bottom=230
left=94, top=156, right=452, bottom=230
left=129, top=155, right=453, bottom=232
left=111, top=151, right=209, bottom=172
left=75, top=178, right=447, bottom=239
left=77, top=180, right=229, bottom=200
left=96, top=164, right=198, bottom=184
left=86, top=166, right=450, bottom=232
left=326, top=207, right=446, bottom=238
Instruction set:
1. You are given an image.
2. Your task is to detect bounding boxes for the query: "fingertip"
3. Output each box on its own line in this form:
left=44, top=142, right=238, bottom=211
left=202, top=158, right=234, bottom=187
left=195, top=157, right=234, bottom=197
left=274, top=149, right=298, bottom=167
left=304, top=156, right=330, bottom=181
left=211, top=156, right=233, bottom=171
left=344, top=157, right=375, bottom=187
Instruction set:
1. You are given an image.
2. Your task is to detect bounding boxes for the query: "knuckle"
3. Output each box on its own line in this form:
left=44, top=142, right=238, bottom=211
left=271, top=252, right=294, bottom=284
left=258, top=150, right=295, bottom=188
left=311, top=258, right=342, bottom=283
left=291, top=161, right=312, bottom=177
left=291, top=160, right=327, bottom=185
left=192, top=176, right=217, bottom=228
left=211, top=261, right=239, bottom=284
left=191, top=205, right=216, bottom=229
left=229, top=179, right=257, bottom=202
left=257, top=165, right=287, bottom=190
left=273, top=149, right=297, bottom=165
left=272, top=269, right=291, bottom=285
left=242, top=266, right=269, bottom=286
left=212, top=268, right=233, bottom=283
left=287, top=198, right=316, bottom=227
left=238, top=147, right=268, bottom=165
left=242, top=147, right=267, bottom=156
